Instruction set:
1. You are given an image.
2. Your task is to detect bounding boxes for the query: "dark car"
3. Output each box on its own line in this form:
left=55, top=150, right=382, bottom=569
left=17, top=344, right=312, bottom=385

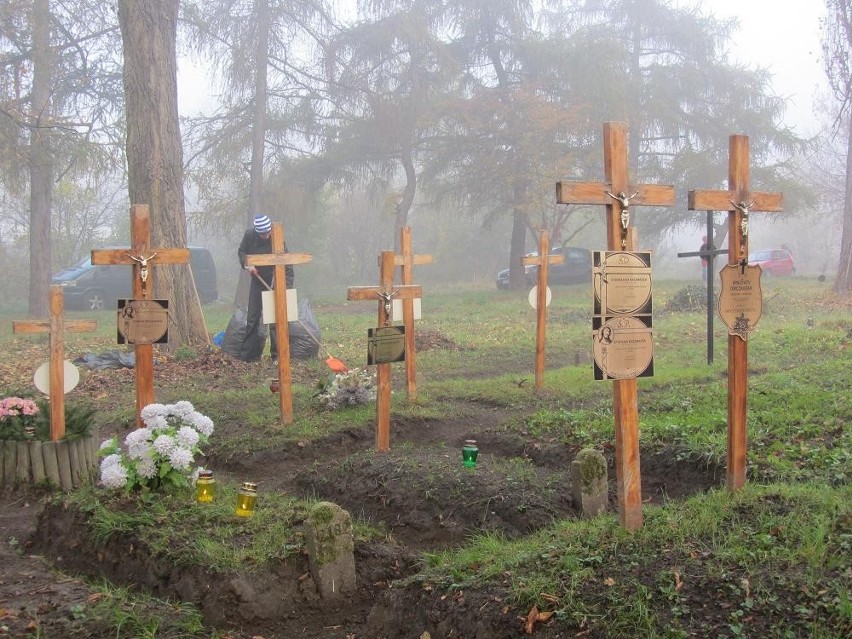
left=496, top=246, right=592, bottom=289
left=52, top=246, right=219, bottom=311
left=748, top=248, right=795, bottom=277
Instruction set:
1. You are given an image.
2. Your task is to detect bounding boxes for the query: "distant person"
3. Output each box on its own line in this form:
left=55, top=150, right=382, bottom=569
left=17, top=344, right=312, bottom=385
left=699, top=235, right=715, bottom=283
left=237, top=214, right=294, bottom=361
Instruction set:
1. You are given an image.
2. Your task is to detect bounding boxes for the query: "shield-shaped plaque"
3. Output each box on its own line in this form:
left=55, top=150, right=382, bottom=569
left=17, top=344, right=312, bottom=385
left=718, top=263, right=762, bottom=341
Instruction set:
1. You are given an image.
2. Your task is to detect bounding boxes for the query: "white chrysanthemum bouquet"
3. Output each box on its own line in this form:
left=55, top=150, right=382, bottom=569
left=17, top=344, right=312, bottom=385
left=98, top=401, right=214, bottom=492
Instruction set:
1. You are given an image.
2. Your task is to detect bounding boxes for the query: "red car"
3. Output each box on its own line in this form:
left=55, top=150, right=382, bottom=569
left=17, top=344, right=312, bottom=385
left=748, top=248, right=795, bottom=276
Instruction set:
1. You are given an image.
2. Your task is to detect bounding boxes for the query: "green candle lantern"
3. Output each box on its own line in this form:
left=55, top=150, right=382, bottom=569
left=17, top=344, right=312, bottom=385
left=195, top=469, right=215, bottom=503
left=235, top=482, right=258, bottom=517
left=462, top=439, right=479, bottom=468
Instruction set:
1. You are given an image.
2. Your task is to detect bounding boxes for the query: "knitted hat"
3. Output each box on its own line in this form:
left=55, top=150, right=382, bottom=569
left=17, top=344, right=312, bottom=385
left=253, top=214, right=272, bottom=234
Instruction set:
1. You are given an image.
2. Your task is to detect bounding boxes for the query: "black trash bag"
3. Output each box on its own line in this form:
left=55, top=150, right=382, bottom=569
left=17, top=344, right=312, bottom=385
left=220, top=306, right=267, bottom=361
left=290, top=299, right=321, bottom=360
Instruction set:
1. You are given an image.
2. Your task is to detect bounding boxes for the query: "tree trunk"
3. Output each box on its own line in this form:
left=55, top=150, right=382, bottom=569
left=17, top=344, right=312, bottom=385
left=834, top=109, right=852, bottom=295
left=118, top=0, right=207, bottom=347
left=508, top=179, right=529, bottom=290
left=234, top=0, right=271, bottom=311
left=28, top=0, right=53, bottom=317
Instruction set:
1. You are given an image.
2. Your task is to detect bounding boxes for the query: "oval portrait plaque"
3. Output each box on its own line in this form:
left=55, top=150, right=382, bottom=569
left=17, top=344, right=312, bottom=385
left=592, top=316, right=654, bottom=380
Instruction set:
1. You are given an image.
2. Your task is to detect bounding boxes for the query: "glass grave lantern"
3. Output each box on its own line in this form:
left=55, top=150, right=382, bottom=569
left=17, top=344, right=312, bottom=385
left=235, top=482, right=258, bottom=517
left=462, top=439, right=479, bottom=468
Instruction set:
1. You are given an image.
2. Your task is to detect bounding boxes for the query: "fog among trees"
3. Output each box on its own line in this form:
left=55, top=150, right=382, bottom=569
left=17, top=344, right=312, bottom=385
left=1, top=0, right=848, bottom=336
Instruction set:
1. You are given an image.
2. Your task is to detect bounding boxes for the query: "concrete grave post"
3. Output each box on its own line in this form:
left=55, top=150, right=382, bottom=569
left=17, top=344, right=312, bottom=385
left=304, top=501, right=357, bottom=599
left=570, top=448, right=609, bottom=518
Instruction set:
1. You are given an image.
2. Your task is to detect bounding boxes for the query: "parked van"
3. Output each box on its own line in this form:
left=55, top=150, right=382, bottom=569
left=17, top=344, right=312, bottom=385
left=53, top=246, right=218, bottom=311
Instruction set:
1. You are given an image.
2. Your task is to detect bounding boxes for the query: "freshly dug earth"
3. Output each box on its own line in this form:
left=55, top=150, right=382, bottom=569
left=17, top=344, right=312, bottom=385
left=1, top=342, right=722, bottom=638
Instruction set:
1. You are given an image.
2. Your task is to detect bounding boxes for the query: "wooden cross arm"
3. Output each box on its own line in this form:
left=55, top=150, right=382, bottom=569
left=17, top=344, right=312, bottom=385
left=523, top=253, right=565, bottom=267
left=246, top=252, right=313, bottom=268
left=688, top=190, right=783, bottom=213
left=91, top=247, right=190, bottom=265
left=13, top=319, right=98, bottom=335
left=392, top=254, right=434, bottom=267
left=556, top=182, right=675, bottom=207
left=347, top=284, right=422, bottom=301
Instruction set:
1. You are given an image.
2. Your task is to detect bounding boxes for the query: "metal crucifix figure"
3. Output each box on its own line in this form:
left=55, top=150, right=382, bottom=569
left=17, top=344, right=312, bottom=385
left=607, top=190, right=639, bottom=248
left=730, top=200, right=755, bottom=250
left=127, top=252, right=159, bottom=291
left=376, top=289, right=398, bottom=321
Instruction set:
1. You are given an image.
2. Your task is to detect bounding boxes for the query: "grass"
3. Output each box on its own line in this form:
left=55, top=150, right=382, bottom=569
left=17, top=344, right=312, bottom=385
left=2, top=276, right=850, bottom=636
left=420, top=482, right=851, bottom=637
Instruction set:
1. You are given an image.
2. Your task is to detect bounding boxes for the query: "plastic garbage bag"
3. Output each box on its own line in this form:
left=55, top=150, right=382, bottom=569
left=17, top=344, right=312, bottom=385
left=290, top=299, right=321, bottom=360
left=220, top=306, right=267, bottom=361
left=73, top=350, right=136, bottom=370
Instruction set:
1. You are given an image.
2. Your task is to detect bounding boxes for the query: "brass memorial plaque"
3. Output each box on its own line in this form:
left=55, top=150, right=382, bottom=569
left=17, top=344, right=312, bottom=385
left=117, top=299, right=169, bottom=345
left=593, top=251, right=653, bottom=316
left=367, top=326, right=406, bottom=365
left=718, top=263, right=762, bottom=341
left=592, top=315, right=654, bottom=380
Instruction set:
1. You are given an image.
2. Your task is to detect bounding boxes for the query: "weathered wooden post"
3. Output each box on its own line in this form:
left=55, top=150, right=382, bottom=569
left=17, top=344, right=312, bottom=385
left=12, top=286, right=97, bottom=440
left=688, top=134, right=783, bottom=490
left=347, top=251, right=421, bottom=451
left=556, top=121, right=675, bottom=530
left=523, top=230, right=564, bottom=390
left=245, top=222, right=313, bottom=424
left=392, top=226, right=433, bottom=401
left=91, top=204, right=189, bottom=423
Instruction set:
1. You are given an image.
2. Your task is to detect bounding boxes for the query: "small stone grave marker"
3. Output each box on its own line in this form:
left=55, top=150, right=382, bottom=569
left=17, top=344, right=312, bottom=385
left=304, top=501, right=356, bottom=599
left=570, top=449, right=608, bottom=518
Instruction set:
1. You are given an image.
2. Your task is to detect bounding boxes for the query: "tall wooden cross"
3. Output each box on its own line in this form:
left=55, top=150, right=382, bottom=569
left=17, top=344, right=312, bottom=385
left=392, top=226, right=433, bottom=400
left=556, top=121, right=675, bottom=530
left=13, top=285, right=97, bottom=441
left=245, top=222, right=313, bottom=424
left=523, top=229, right=564, bottom=390
left=347, top=251, right=422, bottom=451
left=91, top=204, right=190, bottom=422
left=688, top=134, right=783, bottom=490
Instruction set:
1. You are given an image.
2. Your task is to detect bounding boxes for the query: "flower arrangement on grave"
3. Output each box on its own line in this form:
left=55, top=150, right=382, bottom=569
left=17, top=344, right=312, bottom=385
left=98, top=401, right=214, bottom=492
left=0, top=394, right=95, bottom=441
left=314, top=368, right=377, bottom=410
left=0, top=396, right=40, bottom=440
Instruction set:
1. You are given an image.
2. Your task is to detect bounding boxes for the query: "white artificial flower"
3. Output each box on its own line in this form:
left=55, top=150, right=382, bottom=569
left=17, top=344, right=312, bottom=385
left=192, top=413, right=214, bottom=437
left=101, top=462, right=128, bottom=488
left=100, top=453, right=122, bottom=469
left=136, top=455, right=156, bottom=479
left=168, top=446, right=193, bottom=470
left=99, top=438, right=117, bottom=451
left=153, top=434, right=176, bottom=455
left=176, top=425, right=200, bottom=448
left=140, top=403, right=166, bottom=422
left=173, top=401, right=194, bottom=418
left=125, top=427, right=152, bottom=448
left=127, top=440, right=153, bottom=461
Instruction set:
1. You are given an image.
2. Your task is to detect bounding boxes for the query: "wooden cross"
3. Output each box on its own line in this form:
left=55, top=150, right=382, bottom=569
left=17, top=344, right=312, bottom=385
left=347, top=250, right=422, bottom=451
left=392, top=226, right=433, bottom=400
left=13, top=285, right=97, bottom=441
left=688, top=134, right=783, bottom=490
left=556, top=121, right=675, bottom=531
left=523, top=229, right=564, bottom=390
left=91, top=204, right=190, bottom=423
left=245, top=222, right=313, bottom=424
